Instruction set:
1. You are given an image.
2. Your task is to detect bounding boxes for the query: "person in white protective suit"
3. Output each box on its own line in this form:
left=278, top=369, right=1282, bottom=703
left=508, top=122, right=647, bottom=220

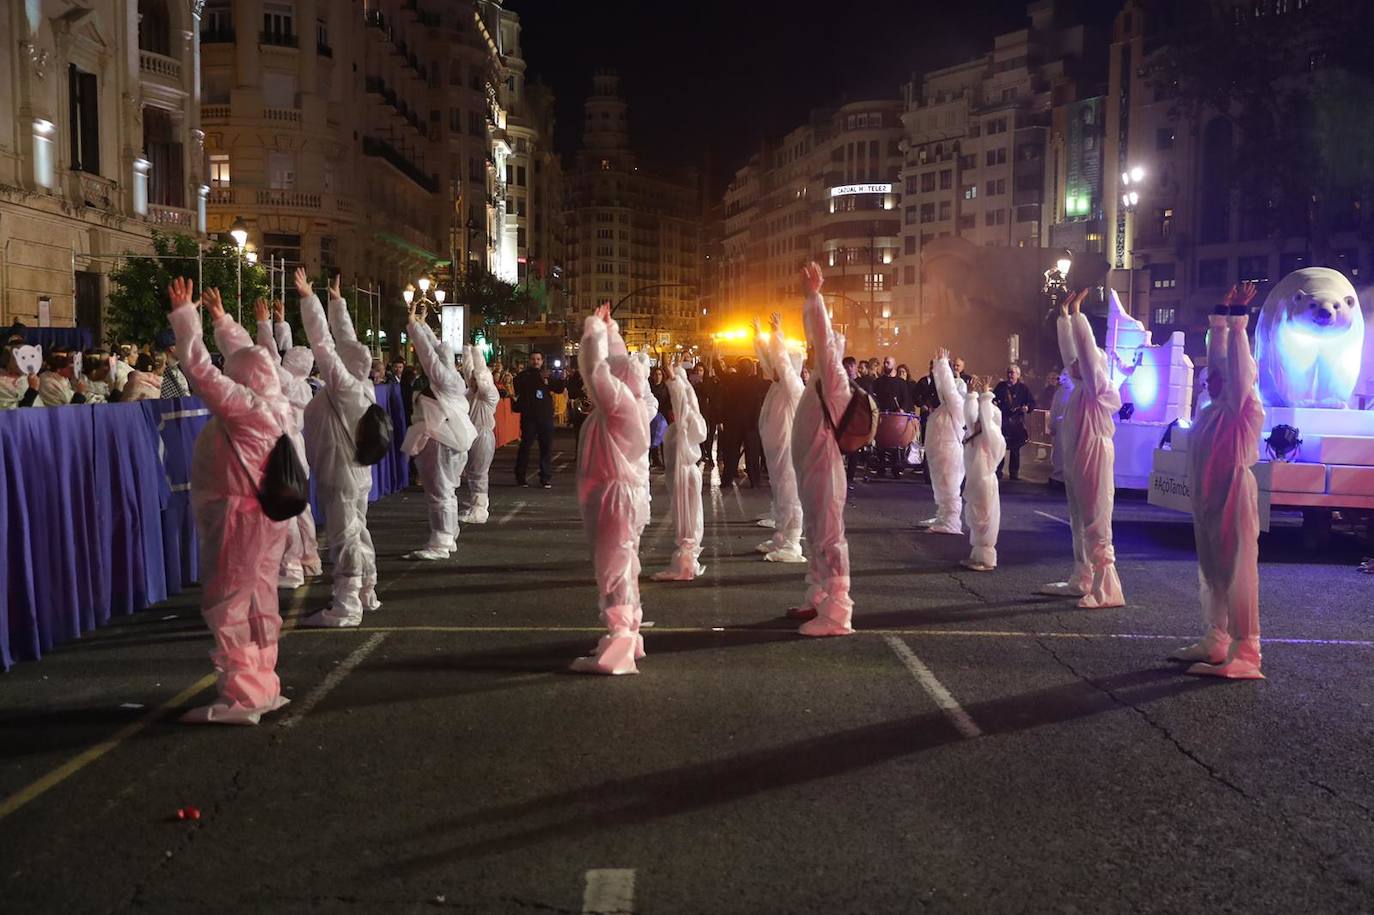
left=1172, top=283, right=1265, bottom=679
left=571, top=304, right=652, bottom=674
left=1038, top=288, right=1125, bottom=608
left=651, top=358, right=708, bottom=581
left=167, top=280, right=293, bottom=725
left=296, top=270, right=382, bottom=627
left=251, top=297, right=322, bottom=588
left=752, top=313, right=806, bottom=563
left=459, top=342, right=498, bottom=524
left=401, top=300, right=477, bottom=559
left=786, top=263, right=855, bottom=637
left=919, top=349, right=967, bottom=535
left=1048, top=369, right=1073, bottom=485
left=961, top=379, right=1007, bottom=571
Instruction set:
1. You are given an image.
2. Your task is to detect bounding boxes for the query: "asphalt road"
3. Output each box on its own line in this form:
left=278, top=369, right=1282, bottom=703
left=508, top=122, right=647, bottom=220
left=3, top=432, right=1373, bottom=914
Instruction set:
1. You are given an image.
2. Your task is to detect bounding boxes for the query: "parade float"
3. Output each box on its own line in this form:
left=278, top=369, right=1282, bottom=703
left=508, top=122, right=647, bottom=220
left=1147, top=268, right=1374, bottom=545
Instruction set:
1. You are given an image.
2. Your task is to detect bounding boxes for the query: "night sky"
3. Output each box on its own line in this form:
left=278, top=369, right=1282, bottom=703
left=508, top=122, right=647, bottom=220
left=507, top=0, right=1121, bottom=194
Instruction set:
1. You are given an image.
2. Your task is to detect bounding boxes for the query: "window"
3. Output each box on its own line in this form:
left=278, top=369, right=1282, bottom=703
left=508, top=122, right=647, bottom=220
left=863, top=274, right=887, bottom=292
left=267, top=151, right=296, bottom=189
left=1153, top=306, right=1177, bottom=325
left=262, top=232, right=301, bottom=269
left=938, top=201, right=952, bottom=221
left=985, top=148, right=1006, bottom=167
left=984, top=209, right=1005, bottom=226
left=316, top=17, right=329, bottom=53
left=262, top=1, right=295, bottom=45
left=517, top=166, right=527, bottom=187
left=517, top=227, right=526, bottom=249
left=505, top=196, right=513, bottom=215
left=1156, top=127, right=1175, bottom=150
left=505, top=164, right=513, bottom=185
left=904, top=235, right=917, bottom=255
left=1150, top=263, right=1177, bottom=289
left=209, top=154, right=230, bottom=187
left=939, top=169, right=952, bottom=190
left=1197, top=258, right=1227, bottom=287
left=962, top=184, right=977, bottom=200
left=449, top=108, right=461, bottom=131
left=469, top=111, right=484, bottom=135
left=202, top=0, right=232, bottom=39
left=320, top=235, right=337, bottom=271
left=904, top=265, right=916, bottom=284
left=920, top=203, right=935, bottom=224
left=904, top=175, right=918, bottom=195
left=1237, top=255, right=1270, bottom=284
left=1156, top=207, right=1174, bottom=241
left=958, top=214, right=976, bottom=230
left=138, top=0, right=172, bottom=55
left=985, top=178, right=1006, bottom=196
left=958, top=154, right=977, bottom=170
left=143, top=106, right=183, bottom=206
left=68, top=65, right=100, bottom=175
left=921, top=172, right=936, bottom=193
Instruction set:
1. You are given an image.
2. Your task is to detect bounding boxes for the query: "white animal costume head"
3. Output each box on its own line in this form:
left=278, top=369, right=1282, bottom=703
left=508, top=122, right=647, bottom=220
left=1255, top=267, right=1363, bottom=408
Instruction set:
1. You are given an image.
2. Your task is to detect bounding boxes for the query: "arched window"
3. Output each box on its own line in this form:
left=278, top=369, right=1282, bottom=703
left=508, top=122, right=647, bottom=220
left=138, top=0, right=171, bottom=55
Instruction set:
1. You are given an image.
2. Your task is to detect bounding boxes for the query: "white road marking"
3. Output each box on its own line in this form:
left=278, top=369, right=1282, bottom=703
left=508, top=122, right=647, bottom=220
left=884, top=635, right=983, bottom=739
left=582, top=868, right=635, bottom=915
left=1034, top=510, right=1070, bottom=527
left=497, top=501, right=527, bottom=525
left=279, top=632, right=388, bottom=729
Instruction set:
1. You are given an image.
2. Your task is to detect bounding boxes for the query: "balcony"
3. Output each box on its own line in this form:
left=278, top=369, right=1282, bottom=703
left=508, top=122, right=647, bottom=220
left=201, top=27, right=235, bottom=44
left=361, top=135, right=439, bottom=193
left=208, top=186, right=234, bottom=205
left=256, top=189, right=321, bottom=209
left=202, top=104, right=230, bottom=121
left=139, top=50, right=182, bottom=81
left=147, top=204, right=195, bottom=230
left=77, top=173, right=117, bottom=210
left=262, top=107, right=302, bottom=124
left=260, top=30, right=298, bottom=48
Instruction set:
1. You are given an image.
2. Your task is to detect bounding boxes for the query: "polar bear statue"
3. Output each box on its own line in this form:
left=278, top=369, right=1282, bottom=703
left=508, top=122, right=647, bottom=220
left=1254, top=267, right=1364, bottom=408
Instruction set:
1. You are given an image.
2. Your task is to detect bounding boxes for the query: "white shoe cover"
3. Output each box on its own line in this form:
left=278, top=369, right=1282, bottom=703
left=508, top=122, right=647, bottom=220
left=959, top=558, right=994, bottom=572
left=301, top=607, right=362, bottom=628
left=1037, top=581, right=1085, bottom=598
left=1077, top=564, right=1125, bottom=608
left=457, top=509, right=489, bottom=524
left=799, top=615, right=854, bottom=637
left=1170, top=631, right=1231, bottom=664
left=764, top=549, right=807, bottom=563
left=180, top=696, right=290, bottom=726
left=925, top=523, right=962, bottom=536
left=1186, top=658, right=1265, bottom=679
left=754, top=541, right=774, bottom=554
left=404, top=547, right=450, bottom=560
left=651, top=567, right=696, bottom=581
left=756, top=517, right=776, bottom=529
left=278, top=571, right=305, bottom=590
left=569, top=633, right=640, bottom=675
left=916, top=516, right=940, bottom=529
left=362, top=590, right=382, bottom=612
left=302, top=562, right=323, bottom=577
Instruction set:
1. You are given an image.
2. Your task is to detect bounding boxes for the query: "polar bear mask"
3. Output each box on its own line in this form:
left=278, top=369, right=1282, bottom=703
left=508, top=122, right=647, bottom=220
left=1254, top=267, right=1363, bottom=409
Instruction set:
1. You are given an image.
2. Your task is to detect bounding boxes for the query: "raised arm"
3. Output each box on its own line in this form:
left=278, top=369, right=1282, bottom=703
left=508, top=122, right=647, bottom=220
left=932, top=352, right=961, bottom=407
left=799, top=263, right=848, bottom=415
left=209, top=289, right=254, bottom=358
left=1222, top=283, right=1259, bottom=412
left=407, top=309, right=464, bottom=398
left=167, top=279, right=257, bottom=421
left=978, top=390, right=1006, bottom=456
left=765, top=314, right=793, bottom=388
left=1071, top=312, right=1111, bottom=398
left=295, top=269, right=355, bottom=394
left=751, top=317, right=773, bottom=380
left=667, top=369, right=707, bottom=445
left=579, top=306, right=630, bottom=415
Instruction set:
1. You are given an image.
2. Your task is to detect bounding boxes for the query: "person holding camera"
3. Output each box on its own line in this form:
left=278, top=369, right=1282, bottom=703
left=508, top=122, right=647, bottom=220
left=513, top=351, right=566, bottom=488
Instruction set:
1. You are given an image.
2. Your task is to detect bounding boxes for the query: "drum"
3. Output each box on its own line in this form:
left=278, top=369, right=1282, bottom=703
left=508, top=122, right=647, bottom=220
left=875, top=411, right=919, bottom=449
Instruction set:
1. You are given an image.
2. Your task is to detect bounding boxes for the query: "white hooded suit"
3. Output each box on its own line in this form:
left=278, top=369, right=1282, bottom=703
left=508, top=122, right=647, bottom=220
left=1174, top=311, right=1265, bottom=678
left=300, top=292, right=380, bottom=626
left=923, top=357, right=967, bottom=535
left=962, top=391, right=1007, bottom=571
left=790, top=289, right=854, bottom=636
left=755, top=330, right=805, bottom=562
left=402, top=318, right=476, bottom=556
left=173, top=308, right=293, bottom=724
left=253, top=317, right=321, bottom=586
left=460, top=344, right=499, bottom=523
left=1042, top=312, right=1125, bottom=608
left=572, top=315, right=651, bottom=674
left=1048, top=371, right=1073, bottom=484
left=652, top=369, right=707, bottom=581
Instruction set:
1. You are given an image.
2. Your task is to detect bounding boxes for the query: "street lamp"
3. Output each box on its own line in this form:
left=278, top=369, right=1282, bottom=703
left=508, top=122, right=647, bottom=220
left=229, top=216, right=249, bottom=322
left=1119, top=166, right=1147, bottom=312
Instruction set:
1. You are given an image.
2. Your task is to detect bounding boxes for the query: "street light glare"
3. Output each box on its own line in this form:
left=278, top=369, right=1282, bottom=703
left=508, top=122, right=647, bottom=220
left=402, top=286, right=415, bottom=305
left=229, top=216, right=248, bottom=249
left=1130, top=166, right=1146, bottom=183
left=1056, top=257, right=1073, bottom=275
left=434, top=288, right=446, bottom=304
left=418, top=277, right=431, bottom=293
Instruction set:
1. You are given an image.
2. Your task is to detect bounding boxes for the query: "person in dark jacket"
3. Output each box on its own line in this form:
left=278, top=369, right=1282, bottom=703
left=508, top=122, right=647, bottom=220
left=993, top=363, right=1036, bottom=480
left=871, top=356, right=912, bottom=477
left=513, top=351, right=566, bottom=487
left=718, top=357, right=765, bottom=486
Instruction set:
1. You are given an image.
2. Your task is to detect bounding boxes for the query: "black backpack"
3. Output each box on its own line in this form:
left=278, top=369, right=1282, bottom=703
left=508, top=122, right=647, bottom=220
left=327, top=389, right=393, bottom=466
left=817, top=380, right=878, bottom=455
left=222, top=426, right=310, bottom=521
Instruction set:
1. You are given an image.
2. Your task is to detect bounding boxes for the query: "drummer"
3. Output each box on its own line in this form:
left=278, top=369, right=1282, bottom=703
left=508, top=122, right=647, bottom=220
left=872, top=356, right=915, bottom=478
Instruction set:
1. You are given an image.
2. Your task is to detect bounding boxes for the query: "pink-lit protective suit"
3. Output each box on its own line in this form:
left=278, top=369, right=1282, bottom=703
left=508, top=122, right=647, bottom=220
left=922, top=357, right=967, bottom=535
left=652, top=367, right=707, bottom=580
left=1048, top=371, right=1073, bottom=484
left=790, top=268, right=854, bottom=637
left=754, top=325, right=805, bottom=562
left=173, top=306, right=293, bottom=724
left=1040, top=311, right=1125, bottom=608
left=962, top=391, right=1007, bottom=571
left=459, top=344, right=499, bottom=523
left=253, top=318, right=321, bottom=586
left=571, top=313, right=651, bottom=674
left=402, top=317, right=476, bottom=558
left=1174, top=312, right=1265, bottom=678
left=300, top=289, right=379, bottom=626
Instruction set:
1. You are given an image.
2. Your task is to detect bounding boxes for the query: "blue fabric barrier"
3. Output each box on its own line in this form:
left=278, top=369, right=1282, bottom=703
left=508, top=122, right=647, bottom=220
left=19, top=327, right=96, bottom=353
left=0, top=383, right=409, bottom=670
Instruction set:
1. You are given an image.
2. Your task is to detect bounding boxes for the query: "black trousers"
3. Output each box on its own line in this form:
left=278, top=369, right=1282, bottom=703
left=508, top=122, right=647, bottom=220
left=703, top=422, right=718, bottom=464
left=718, top=421, right=761, bottom=485
left=515, top=415, right=554, bottom=484
left=999, top=424, right=1028, bottom=478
